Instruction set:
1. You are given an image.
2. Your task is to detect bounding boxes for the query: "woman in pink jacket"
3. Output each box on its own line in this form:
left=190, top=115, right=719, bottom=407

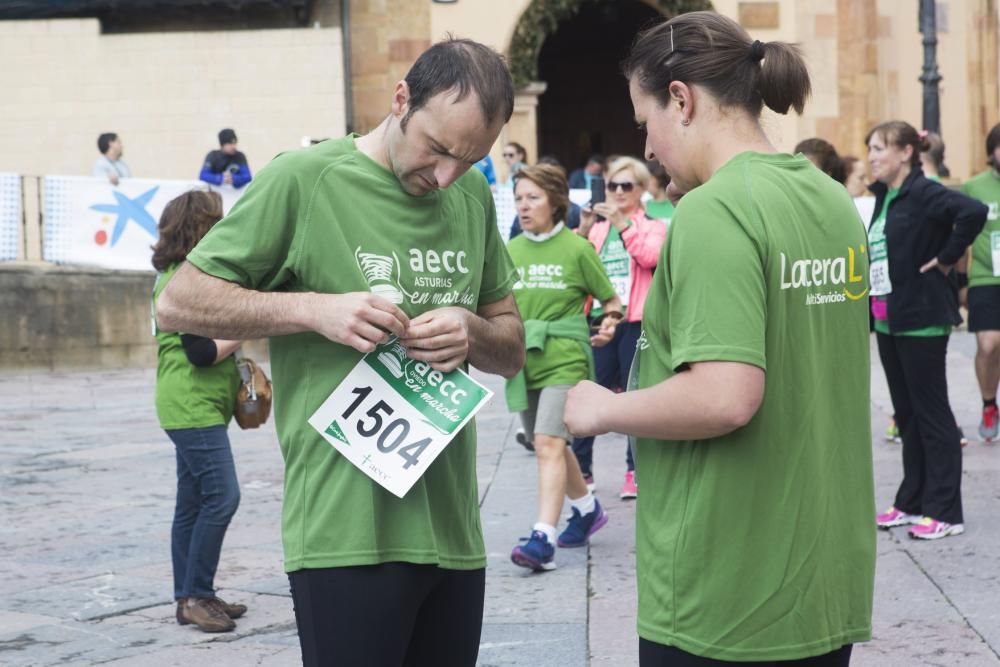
left=572, top=156, right=666, bottom=499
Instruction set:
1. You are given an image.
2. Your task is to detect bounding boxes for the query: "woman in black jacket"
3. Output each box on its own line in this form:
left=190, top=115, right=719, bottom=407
left=868, top=121, right=988, bottom=540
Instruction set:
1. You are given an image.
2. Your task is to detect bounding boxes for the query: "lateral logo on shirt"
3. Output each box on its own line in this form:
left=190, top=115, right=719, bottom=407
left=355, top=246, right=476, bottom=308
left=779, top=244, right=869, bottom=305
left=513, top=264, right=567, bottom=290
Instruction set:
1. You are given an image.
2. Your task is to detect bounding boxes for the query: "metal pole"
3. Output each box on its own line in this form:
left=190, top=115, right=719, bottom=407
left=918, top=0, right=941, bottom=134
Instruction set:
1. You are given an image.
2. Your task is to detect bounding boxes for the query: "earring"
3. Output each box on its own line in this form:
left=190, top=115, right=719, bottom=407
left=681, top=119, right=691, bottom=126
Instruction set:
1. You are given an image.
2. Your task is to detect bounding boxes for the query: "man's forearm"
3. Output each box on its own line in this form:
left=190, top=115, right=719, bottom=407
left=466, top=311, right=524, bottom=378
left=157, top=262, right=314, bottom=339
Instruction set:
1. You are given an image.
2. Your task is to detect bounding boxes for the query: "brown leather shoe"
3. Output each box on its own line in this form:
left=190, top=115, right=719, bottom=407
left=210, top=596, right=247, bottom=619
left=177, top=597, right=236, bottom=632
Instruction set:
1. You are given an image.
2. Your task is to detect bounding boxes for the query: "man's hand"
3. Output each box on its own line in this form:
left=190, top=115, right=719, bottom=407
left=312, top=292, right=409, bottom=354
left=564, top=380, right=614, bottom=437
left=109, top=173, right=120, bottom=186
left=401, top=307, right=471, bottom=373
left=223, top=171, right=233, bottom=185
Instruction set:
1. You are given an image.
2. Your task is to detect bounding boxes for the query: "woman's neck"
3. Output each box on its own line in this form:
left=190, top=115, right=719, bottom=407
left=888, top=164, right=912, bottom=190
left=696, top=113, right=776, bottom=184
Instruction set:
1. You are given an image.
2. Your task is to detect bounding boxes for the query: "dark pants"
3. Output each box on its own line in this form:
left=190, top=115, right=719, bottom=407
left=167, top=425, right=241, bottom=600
left=572, top=320, right=642, bottom=475
left=640, top=640, right=852, bottom=666
left=289, top=563, right=486, bottom=667
left=876, top=332, right=963, bottom=524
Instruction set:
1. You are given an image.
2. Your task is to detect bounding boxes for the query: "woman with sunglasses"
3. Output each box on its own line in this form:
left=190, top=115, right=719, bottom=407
left=573, top=156, right=666, bottom=499
left=502, top=141, right=528, bottom=184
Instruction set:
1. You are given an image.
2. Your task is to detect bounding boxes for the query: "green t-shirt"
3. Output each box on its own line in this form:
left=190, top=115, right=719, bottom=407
left=644, top=199, right=674, bottom=223
left=633, top=152, right=875, bottom=660
left=186, top=135, right=517, bottom=572
left=870, top=190, right=951, bottom=337
left=507, top=225, right=615, bottom=388
left=961, top=170, right=1000, bottom=287
left=153, top=263, right=239, bottom=430
left=592, top=224, right=631, bottom=318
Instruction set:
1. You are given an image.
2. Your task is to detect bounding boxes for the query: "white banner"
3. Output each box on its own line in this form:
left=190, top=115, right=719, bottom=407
left=0, top=173, right=21, bottom=261
left=42, top=176, right=244, bottom=271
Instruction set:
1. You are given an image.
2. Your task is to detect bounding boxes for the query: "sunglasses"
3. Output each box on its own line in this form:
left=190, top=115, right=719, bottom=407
left=608, top=181, right=636, bottom=193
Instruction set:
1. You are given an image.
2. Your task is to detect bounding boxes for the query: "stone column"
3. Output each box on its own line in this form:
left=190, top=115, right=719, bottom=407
left=830, top=0, right=881, bottom=159
left=349, top=0, right=431, bottom=134
left=497, top=82, right=546, bottom=183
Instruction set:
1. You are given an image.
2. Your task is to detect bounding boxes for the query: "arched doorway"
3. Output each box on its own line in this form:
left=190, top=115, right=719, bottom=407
left=536, top=0, right=662, bottom=170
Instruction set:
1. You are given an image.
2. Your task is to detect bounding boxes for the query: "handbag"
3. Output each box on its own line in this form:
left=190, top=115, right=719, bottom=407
left=234, top=350, right=272, bottom=429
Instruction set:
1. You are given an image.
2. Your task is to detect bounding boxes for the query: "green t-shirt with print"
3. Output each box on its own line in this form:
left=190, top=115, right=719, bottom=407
left=153, top=263, right=239, bottom=430
left=633, top=152, right=874, bottom=661
left=592, top=224, right=631, bottom=318
left=186, top=135, right=517, bottom=573
left=507, top=225, right=615, bottom=388
left=961, top=170, right=1000, bottom=287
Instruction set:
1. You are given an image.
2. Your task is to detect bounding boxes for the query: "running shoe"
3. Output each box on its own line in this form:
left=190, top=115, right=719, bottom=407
left=515, top=428, right=534, bottom=452
left=979, top=405, right=998, bottom=442
left=583, top=473, right=596, bottom=492
left=510, top=530, right=556, bottom=571
left=908, top=517, right=965, bottom=540
left=558, top=499, right=609, bottom=548
left=885, top=420, right=900, bottom=443
left=876, top=506, right=921, bottom=530
left=620, top=470, right=637, bottom=500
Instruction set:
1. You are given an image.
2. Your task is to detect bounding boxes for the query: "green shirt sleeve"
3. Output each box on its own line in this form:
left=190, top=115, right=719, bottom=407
left=666, top=192, right=767, bottom=370
left=577, top=238, right=617, bottom=303
left=187, top=154, right=303, bottom=291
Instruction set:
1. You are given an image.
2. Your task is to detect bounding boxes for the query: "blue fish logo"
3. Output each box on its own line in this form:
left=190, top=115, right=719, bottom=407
left=90, top=187, right=159, bottom=246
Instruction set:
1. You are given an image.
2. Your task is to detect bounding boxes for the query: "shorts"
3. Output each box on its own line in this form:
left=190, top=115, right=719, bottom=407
left=967, top=285, right=1000, bottom=332
left=519, top=384, right=572, bottom=442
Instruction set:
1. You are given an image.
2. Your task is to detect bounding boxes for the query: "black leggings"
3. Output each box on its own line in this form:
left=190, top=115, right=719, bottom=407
left=640, top=640, right=853, bottom=666
left=289, top=563, right=486, bottom=667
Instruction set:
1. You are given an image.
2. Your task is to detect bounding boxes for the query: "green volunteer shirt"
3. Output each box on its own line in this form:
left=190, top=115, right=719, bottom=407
left=633, top=152, right=875, bottom=661
left=592, top=224, right=631, bottom=318
left=644, top=198, right=674, bottom=223
left=961, top=169, right=1000, bottom=288
left=186, top=135, right=517, bottom=572
left=153, top=263, right=240, bottom=430
left=507, top=225, right=615, bottom=388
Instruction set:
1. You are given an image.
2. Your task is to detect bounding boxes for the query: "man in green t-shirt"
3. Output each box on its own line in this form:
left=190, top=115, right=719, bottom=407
left=156, top=39, right=524, bottom=667
left=961, top=122, right=1000, bottom=441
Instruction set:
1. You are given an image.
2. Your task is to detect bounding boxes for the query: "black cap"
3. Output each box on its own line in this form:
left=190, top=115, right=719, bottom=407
left=218, top=128, right=237, bottom=146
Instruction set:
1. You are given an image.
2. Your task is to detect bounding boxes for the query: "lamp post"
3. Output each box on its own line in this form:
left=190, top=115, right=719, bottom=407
left=918, top=0, right=941, bottom=134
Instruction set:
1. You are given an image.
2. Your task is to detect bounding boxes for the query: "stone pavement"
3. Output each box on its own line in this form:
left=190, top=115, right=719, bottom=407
left=1, top=333, right=999, bottom=666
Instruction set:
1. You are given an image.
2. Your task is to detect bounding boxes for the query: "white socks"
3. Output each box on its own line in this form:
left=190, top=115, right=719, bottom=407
left=569, top=491, right=596, bottom=516
left=533, top=522, right=557, bottom=544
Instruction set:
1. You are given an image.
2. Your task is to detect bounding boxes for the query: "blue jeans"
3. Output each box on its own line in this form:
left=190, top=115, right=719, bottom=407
left=571, top=320, right=641, bottom=475
left=167, top=425, right=241, bottom=600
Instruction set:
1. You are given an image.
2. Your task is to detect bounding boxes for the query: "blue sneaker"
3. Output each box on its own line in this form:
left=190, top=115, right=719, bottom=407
left=558, top=499, right=609, bottom=548
left=510, top=530, right=556, bottom=571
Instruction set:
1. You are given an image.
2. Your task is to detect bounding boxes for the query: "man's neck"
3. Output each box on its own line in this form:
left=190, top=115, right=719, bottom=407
left=355, top=118, right=392, bottom=170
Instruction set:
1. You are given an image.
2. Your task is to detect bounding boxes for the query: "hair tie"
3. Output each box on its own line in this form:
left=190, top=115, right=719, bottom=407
left=750, top=40, right=766, bottom=62
left=918, top=129, right=929, bottom=140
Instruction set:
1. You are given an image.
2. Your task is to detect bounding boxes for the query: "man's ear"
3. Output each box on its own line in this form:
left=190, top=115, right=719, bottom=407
left=391, top=80, right=411, bottom=119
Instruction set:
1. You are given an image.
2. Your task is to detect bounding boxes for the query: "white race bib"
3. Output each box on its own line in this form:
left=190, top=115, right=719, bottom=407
left=991, top=231, right=1000, bottom=278
left=308, top=339, right=493, bottom=498
left=869, top=258, right=892, bottom=296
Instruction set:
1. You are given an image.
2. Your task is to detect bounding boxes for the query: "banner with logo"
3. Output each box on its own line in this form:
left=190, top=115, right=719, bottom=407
left=0, top=173, right=21, bottom=261
left=42, top=176, right=244, bottom=271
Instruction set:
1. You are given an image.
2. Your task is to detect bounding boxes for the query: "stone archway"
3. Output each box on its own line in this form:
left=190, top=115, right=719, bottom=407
left=506, top=0, right=711, bottom=171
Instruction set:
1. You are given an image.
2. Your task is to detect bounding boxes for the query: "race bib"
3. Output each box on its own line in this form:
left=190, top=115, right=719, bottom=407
left=308, top=339, right=493, bottom=498
left=991, top=231, right=1000, bottom=277
left=595, top=231, right=631, bottom=309
left=869, top=258, right=892, bottom=296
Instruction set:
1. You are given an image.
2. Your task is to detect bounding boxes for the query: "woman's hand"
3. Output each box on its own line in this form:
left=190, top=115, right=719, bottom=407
left=592, top=202, right=627, bottom=230
left=919, top=257, right=952, bottom=275
left=564, top=380, right=615, bottom=437
left=590, top=316, right=618, bottom=347
left=578, top=206, right=597, bottom=236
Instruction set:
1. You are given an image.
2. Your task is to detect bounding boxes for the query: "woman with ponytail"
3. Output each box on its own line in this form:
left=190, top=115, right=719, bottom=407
left=565, top=11, right=875, bottom=665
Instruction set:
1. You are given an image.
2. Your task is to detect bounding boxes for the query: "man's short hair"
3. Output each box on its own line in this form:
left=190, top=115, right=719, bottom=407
left=97, top=133, right=117, bottom=154
left=218, top=128, right=238, bottom=146
left=401, top=37, right=514, bottom=132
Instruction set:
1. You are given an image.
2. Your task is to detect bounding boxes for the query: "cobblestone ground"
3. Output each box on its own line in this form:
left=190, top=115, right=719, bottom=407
left=1, top=333, right=998, bottom=666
